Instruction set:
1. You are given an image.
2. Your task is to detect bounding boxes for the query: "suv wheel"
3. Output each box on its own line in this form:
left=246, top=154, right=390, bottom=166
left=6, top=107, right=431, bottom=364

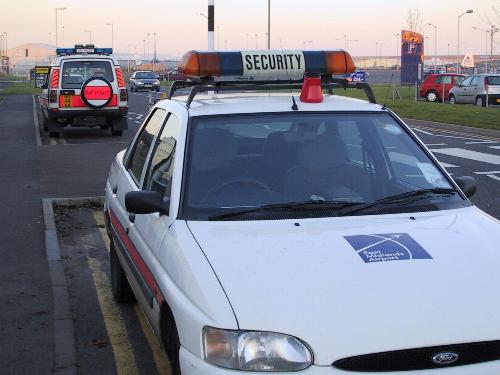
left=476, top=96, right=485, bottom=107
left=449, top=95, right=456, bottom=104
left=426, top=91, right=438, bottom=102
left=110, top=240, right=136, bottom=303
left=49, top=131, right=60, bottom=138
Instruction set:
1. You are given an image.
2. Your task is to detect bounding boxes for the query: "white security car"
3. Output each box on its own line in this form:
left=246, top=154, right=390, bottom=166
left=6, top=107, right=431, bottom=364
left=104, top=50, right=500, bottom=375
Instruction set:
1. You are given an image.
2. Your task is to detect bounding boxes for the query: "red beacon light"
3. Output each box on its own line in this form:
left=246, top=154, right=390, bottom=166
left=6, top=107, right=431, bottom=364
left=300, top=73, right=323, bottom=103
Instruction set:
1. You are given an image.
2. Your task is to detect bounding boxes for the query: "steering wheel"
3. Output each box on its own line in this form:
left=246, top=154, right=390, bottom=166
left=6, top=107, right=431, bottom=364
left=203, top=177, right=271, bottom=200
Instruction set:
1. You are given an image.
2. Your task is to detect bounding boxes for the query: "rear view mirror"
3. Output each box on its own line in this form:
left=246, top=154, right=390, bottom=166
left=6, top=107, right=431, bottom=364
left=453, top=176, right=477, bottom=198
left=125, top=190, right=169, bottom=215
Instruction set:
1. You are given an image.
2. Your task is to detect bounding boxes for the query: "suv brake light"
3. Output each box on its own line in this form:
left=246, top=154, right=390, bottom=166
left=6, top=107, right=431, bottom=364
left=50, top=68, right=60, bottom=89
left=115, top=68, right=125, bottom=88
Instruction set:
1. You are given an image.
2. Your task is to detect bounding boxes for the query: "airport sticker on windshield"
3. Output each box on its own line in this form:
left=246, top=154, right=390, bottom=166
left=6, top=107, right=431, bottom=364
left=344, top=233, right=432, bottom=263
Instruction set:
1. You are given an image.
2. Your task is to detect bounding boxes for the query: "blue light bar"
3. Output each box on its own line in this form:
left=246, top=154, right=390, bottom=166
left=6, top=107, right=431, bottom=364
left=56, top=46, right=113, bottom=56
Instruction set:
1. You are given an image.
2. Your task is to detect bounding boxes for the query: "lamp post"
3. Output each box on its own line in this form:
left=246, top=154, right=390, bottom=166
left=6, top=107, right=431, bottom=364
left=457, top=10, right=473, bottom=73
left=379, top=43, right=383, bottom=67
left=84, top=29, right=92, bottom=44
left=426, top=23, right=437, bottom=72
left=55, top=7, right=66, bottom=48
left=142, top=39, right=146, bottom=59
left=105, top=23, right=114, bottom=50
left=153, top=32, right=157, bottom=72
left=0, top=34, right=3, bottom=57
left=62, top=26, right=65, bottom=47
left=147, top=32, right=150, bottom=60
left=393, top=33, right=400, bottom=69
left=255, top=33, right=258, bottom=49
left=473, top=27, right=490, bottom=73
left=267, top=0, right=270, bottom=49
left=375, top=42, right=378, bottom=67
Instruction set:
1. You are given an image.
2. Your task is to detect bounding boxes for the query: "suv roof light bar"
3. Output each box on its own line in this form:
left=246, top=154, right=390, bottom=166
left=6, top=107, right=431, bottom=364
left=168, top=77, right=377, bottom=108
left=56, top=44, right=113, bottom=56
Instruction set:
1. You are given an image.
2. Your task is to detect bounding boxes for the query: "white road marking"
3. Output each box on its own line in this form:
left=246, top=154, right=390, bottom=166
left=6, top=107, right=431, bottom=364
left=425, top=143, right=448, bottom=146
left=135, top=114, right=144, bottom=120
left=430, top=148, right=500, bottom=165
left=487, top=175, right=500, bottom=182
left=439, top=162, right=459, bottom=168
left=134, top=120, right=141, bottom=124
left=412, top=128, right=434, bottom=135
left=465, top=141, right=499, bottom=145
left=474, top=171, right=500, bottom=175
left=489, top=146, right=500, bottom=150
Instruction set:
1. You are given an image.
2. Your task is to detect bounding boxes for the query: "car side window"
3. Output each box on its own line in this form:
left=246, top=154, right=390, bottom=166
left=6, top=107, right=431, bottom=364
left=470, top=76, right=480, bottom=87
left=460, top=76, right=472, bottom=87
left=127, top=109, right=166, bottom=185
left=434, top=76, right=442, bottom=84
left=438, top=76, right=452, bottom=84
left=144, top=113, right=181, bottom=199
left=454, top=76, right=463, bottom=85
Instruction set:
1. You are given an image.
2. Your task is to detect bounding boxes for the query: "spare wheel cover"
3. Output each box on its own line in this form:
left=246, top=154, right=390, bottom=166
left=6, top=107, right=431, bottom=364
left=81, top=77, right=113, bottom=108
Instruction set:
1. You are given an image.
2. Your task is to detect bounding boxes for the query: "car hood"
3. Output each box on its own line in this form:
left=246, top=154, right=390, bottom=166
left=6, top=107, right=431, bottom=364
left=135, top=78, right=158, bottom=83
left=187, top=206, right=500, bottom=365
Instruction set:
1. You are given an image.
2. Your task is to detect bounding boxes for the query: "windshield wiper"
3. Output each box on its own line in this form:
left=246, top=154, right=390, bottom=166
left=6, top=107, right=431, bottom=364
left=338, top=188, right=459, bottom=216
left=208, top=200, right=365, bottom=220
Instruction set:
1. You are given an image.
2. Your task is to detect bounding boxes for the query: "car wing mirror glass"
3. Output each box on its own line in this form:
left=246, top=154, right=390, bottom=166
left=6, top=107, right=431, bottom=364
left=453, top=176, right=477, bottom=198
left=125, top=190, right=169, bottom=215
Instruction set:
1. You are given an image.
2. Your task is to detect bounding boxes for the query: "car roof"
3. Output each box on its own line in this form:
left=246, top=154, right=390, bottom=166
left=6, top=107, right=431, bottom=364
left=162, top=92, right=384, bottom=117
left=52, top=54, right=119, bottom=66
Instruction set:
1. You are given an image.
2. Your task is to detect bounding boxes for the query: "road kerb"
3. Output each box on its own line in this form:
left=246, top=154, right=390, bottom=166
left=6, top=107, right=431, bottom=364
left=32, top=94, right=42, bottom=147
left=42, top=196, right=105, bottom=375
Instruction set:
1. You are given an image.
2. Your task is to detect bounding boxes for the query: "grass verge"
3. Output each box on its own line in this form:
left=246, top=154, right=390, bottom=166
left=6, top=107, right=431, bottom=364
left=0, top=82, right=41, bottom=96
left=337, top=84, right=500, bottom=131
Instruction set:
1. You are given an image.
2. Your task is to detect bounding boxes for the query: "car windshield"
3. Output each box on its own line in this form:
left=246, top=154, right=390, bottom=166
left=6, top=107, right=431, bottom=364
left=61, top=60, right=114, bottom=89
left=181, top=112, right=465, bottom=220
left=136, top=72, right=156, bottom=79
left=486, top=76, right=500, bottom=85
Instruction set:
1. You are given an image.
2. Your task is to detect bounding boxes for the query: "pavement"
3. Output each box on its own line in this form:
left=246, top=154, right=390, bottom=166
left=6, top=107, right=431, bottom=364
left=1, top=91, right=499, bottom=375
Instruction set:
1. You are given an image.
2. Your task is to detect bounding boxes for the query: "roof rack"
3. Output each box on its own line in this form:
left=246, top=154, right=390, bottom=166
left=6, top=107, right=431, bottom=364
left=168, top=77, right=377, bottom=108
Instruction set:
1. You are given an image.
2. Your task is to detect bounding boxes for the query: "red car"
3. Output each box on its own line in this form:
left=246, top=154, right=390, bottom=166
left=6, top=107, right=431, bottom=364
left=419, top=74, right=465, bottom=102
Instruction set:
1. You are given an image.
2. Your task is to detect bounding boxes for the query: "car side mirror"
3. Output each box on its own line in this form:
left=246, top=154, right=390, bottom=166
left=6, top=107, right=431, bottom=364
left=125, top=190, right=169, bottom=215
left=453, top=176, right=477, bottom=198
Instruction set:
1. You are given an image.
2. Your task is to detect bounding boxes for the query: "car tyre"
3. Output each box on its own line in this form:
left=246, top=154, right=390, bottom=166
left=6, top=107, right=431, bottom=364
left=110, top=240, right=136, bottom=303
left=425, top=91, right=438, bottom=102
left=449, top=94, right=456, bottom=104
left=161, top=305, right=181, bottom=375
left=476, top=96, right=485, bottom=107
left=49, top=131, right=60, bottom=138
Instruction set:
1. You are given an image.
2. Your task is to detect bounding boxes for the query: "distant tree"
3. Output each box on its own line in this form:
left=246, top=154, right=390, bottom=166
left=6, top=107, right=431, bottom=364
left=406, top=7, right=422, bottom=33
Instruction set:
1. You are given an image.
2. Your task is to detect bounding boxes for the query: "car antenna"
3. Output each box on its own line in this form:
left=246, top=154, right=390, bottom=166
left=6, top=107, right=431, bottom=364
left=280, top=39, right=299, bottom=111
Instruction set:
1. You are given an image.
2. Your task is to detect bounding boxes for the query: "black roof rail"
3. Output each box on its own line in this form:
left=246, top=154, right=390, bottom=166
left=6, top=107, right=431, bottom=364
left=168, top=77, right=377, bottom=108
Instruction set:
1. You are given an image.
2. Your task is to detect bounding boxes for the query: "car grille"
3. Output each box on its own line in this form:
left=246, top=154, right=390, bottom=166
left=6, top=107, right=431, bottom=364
left=332, top=340, right=500, bottom=372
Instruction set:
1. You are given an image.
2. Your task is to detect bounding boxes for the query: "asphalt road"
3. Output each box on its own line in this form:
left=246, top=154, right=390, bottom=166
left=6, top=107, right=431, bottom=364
left=1, top=91, right=499, bottom=375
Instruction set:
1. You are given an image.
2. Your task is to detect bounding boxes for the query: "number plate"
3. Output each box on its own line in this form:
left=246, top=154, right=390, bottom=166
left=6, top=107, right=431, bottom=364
left=61, top=95, right=72, bottom=108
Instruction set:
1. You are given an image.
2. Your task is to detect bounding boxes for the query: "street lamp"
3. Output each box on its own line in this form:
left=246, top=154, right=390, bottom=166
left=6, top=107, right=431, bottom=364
left=153, top=32, right=157, bottom=72
left=142, top=39, right=146, bottom=59
left=105, top=23, right=114, bottom=50
left=255, top=33, right=258, bottom=49
left=147, top=32, right=150, bottom=60
left=267, top=0, right=271, bottom=49
left=55, top=7, right=66, bottom=48
left=457, top=10, right=473, bottom=73
left=61, top=26, right=65, bottom=47
left=84, top=29, right=92, bottom=44
left=425, top=23, right=437, bottom=72
left=393, top=33, right=400, bottom=69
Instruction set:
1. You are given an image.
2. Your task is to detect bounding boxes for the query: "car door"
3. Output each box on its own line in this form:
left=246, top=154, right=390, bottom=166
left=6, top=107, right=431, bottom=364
left=126, top=112, right=181, bottom=329
left=107, top=108, right=167, bottom=319
left=469, top=76, right=481, bottom=103
left=455, top=76, right=472, bottom=103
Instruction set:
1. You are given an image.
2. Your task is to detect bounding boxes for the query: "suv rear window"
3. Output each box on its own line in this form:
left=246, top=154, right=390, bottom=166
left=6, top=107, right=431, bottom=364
left=486, top=76, right=500, bottom=86
left=61, top=60, right=114, bottom=89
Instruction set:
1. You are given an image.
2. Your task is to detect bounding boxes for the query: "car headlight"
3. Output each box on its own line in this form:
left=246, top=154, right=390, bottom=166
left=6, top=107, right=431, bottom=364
left=154, top=80, right=160, bottom=85
left=203, top=327, right=313, bottom=371
left=137, top=81, right=144, bottom=85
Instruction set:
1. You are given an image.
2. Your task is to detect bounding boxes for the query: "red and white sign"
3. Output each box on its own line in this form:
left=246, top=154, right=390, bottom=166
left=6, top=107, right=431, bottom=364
left=81, top=78, right=113, bottom=108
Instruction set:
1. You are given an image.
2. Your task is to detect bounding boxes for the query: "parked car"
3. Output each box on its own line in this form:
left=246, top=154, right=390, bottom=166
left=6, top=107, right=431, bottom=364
left=419, top=74, right=465, bottom=102
left=449, top=74, right=500, bottom=106
left=129, top=70, right=161, bottom=92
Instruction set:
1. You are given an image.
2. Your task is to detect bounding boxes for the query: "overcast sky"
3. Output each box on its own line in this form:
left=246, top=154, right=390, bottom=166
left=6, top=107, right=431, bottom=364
left=2, top=0, right=498, bottom=58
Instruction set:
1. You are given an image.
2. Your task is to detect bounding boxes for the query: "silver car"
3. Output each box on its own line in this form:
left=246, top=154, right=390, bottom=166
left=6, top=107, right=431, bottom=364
left=449, top=74, right=500, bottom=106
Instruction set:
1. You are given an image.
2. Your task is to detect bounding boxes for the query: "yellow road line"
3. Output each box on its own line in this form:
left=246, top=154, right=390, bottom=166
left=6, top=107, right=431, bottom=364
left=134, top=305, right=172, bottom=375
left=93, top=211, right=172, bottom=374
left=87, top=255, right=139, bottom=375
left=93, top=211, right=110, bottom=251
